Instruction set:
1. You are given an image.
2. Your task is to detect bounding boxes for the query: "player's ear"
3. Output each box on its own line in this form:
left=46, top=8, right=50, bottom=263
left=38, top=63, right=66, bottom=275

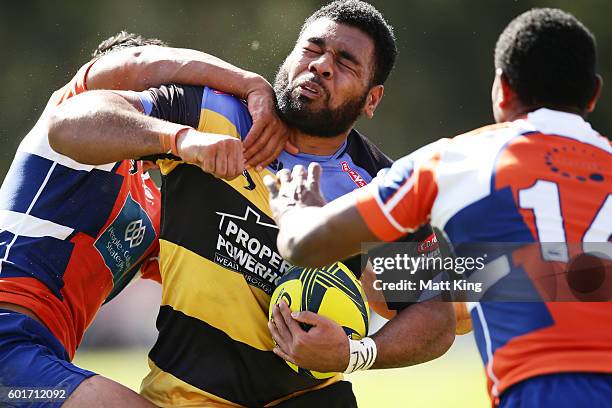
left=363, top=85, right=384, bottom=119
left=586, top=74, right=603, bottom=113
left=497, top=70, right=517, bottom=109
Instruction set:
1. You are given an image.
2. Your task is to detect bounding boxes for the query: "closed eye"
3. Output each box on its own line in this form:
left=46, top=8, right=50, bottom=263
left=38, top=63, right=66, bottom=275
left=304, top=46, right=322, bottom=55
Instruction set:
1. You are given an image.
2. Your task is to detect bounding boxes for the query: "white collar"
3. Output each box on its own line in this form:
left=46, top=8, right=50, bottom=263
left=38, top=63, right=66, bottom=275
left=517, top=108, right=610, bottom=152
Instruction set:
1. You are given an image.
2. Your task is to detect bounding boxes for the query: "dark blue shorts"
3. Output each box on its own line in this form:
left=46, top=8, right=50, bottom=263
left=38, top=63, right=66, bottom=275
left=0, top=309, right=96, bottom=408
left=499, top=372, right=612, bottom=408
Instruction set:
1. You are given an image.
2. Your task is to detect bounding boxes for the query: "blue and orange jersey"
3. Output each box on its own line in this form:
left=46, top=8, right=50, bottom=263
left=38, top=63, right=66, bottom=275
left=0, top=61, right=161, bottom=359
left=355, top=108, right=612, bottom=402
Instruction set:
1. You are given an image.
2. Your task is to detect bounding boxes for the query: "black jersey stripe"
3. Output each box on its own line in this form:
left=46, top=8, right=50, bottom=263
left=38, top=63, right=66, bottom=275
left=149, top=305, right=328, bottom=407
left=159, top=163, right=278, bottom=261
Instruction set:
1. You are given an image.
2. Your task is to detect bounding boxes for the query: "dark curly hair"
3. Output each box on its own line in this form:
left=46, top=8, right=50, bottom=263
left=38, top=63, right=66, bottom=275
left=92, top=31, right=167, bottom=58
left=301, top=0, right=397, bottom=86
left=494, top=8, right=597, bottom=111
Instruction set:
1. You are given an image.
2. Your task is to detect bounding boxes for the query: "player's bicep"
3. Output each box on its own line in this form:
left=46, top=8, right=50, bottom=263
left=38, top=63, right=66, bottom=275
left=110, top=90, right=146, bottom=113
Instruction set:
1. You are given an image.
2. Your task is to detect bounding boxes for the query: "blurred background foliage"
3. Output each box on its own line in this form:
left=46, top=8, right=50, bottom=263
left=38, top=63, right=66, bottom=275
left=1, top=0, right=611, bottom=181
left=2, top=2, right=608, bottom=405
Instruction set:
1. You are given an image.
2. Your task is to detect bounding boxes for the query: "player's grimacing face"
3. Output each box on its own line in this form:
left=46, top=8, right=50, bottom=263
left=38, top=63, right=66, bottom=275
left=273, top=19, right=375, bottom=137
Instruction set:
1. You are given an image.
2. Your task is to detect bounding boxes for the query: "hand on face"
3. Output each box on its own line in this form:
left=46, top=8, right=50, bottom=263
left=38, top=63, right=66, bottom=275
left=175, top=128, right=244, bottom=180
left=268, top=299, right=350, bottom=373
left=264, top=162, right=327, bottom=224
left=242, top=82, right=298, bottom=171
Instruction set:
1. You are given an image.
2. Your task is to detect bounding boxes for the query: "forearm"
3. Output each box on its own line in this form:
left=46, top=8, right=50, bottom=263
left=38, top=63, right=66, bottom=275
left=48, top=90, right=183, bottom=164
left=277, top=207, right=335, bottom=267
left=370, top=300, right=455, bottom=369
left=89, top=45, right=269, bottom=98
left=277, top=195, right=371, bottom=266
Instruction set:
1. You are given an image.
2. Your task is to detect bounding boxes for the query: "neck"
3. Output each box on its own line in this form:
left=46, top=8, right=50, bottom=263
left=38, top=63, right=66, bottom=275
left=504, top=104, right=585, bottom=122
left=288, top=128, right=351, bottom=156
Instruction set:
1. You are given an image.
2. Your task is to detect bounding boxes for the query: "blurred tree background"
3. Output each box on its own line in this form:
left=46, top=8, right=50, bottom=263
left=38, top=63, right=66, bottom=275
left=0, top=0, right=610, bottom=180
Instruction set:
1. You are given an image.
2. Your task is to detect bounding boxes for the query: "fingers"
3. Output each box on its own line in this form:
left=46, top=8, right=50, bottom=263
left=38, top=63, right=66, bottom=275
left=277, top=169, right=292, bottom=184
left=263, top=175, right=279, bottom=197
left=290, top=310, right=325, bottom=327
left=244, top=123, right=272, bottom=168
left=209, top=139, right=244, bottom=180
left=271, top=303, right=293, bottom=346
left=273, top=346, right=297, bottom=365
left=246, top=128, right=282, bottom=171
left=306, top=162, right=322, bottom=191
left=278, top=299, right=306, bottom=334
left=214, top=147, right=227, bottom=178
left=285, top=139, right=299, bottom=155
left=228, top=141, right=245, bottom=180
left=291, top=164, right=307, bottom=183
left=242, top=119, right=265, bottom=152
left=199, top=146, right=217, bottom=175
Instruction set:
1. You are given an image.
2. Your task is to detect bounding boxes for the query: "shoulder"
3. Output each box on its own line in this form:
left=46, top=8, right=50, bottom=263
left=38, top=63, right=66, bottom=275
left=199, top=88, right=252, bottom=140
left=342, top=129, right=393, bottom=177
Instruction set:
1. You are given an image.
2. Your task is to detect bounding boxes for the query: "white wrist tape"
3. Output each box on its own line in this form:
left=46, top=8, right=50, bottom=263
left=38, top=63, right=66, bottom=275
left=344, top=337, right=377, bottom=374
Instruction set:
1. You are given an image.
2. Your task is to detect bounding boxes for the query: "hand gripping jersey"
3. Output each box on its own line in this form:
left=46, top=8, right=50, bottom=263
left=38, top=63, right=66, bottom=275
left=355, top=108, right=612, bottom=402
left=0, top=61, right=161, bottom=359
left=137, top=85, right=436, bottom=407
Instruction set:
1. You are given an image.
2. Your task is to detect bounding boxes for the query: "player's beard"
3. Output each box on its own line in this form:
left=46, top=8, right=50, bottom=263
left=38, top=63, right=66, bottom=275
left=273, top=65, right=368, bottom=138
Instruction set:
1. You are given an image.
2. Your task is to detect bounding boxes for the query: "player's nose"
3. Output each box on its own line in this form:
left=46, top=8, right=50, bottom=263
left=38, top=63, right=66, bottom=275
left=308, top=53, right=333, bottom=79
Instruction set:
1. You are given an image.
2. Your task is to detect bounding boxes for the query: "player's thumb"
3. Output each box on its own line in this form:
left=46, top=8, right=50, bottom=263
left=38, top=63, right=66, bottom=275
left=291, top=310, right=321, bottom=326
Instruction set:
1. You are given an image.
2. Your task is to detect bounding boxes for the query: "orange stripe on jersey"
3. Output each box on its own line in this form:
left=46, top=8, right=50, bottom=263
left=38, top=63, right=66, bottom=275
left=355, top=152, right=441, bottom=241
left=389, top=152, right=440, bottom=231
left=355, top=186, right=404, bottom=241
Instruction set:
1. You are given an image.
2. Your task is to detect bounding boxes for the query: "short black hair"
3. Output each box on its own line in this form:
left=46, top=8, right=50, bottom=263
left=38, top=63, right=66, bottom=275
left=92, top=31, right=168, bottom=58
left=494, top=8, right=597, bottom=111
left=301, top=0, right=397, bottom=86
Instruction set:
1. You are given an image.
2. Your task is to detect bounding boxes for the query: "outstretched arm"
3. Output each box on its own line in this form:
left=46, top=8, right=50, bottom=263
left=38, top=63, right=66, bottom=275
left=48, top=89, right=244, bottom=180
left=265, top=163, right=379, bottom=267
left=72, top=45, right=296, bottom=168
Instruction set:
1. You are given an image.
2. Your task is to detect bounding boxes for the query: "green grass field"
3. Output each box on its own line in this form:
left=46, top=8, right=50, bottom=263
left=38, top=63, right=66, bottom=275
left=74, top=335, right=489, bottom=407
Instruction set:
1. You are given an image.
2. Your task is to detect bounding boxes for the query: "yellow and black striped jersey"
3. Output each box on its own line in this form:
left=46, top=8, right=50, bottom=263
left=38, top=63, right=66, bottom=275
left=135, top=84, right=401, bottom=407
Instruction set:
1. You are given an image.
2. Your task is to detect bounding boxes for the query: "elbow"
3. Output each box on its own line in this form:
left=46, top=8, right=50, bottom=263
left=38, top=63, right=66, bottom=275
left=122, top=46, right=172, bottom=91
left=278, top=235, right=308, bottom=266
left=433, top=321, right=456, bottom=360
left=278, top=234, right=325, bottom=268
left=47, top=109, right=71, bottom=157
left=430, top=303, right=457, bottom=360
